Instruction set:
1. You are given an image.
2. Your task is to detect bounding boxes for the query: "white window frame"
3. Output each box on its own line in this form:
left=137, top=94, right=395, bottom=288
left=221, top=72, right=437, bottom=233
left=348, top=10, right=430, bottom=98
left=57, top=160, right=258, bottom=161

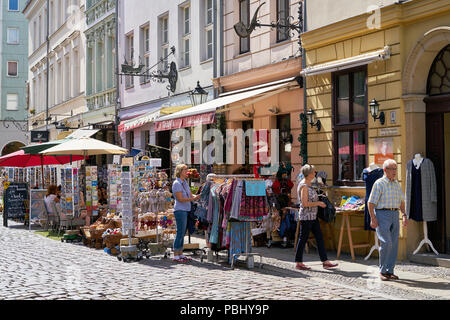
left=7, top=27, right=20, bottom=44
left=206, top=0, right=213, bottom=26
left=181, top=5, right=191, bottom=68
left=7, top=61, right=18, bottom=77
left=6, top=94, right=19, bottom=111
left=125, top=33, right=134, bottom=88
left=140, top=24, right=150, bottom=85
left=8, top=0, right=19, bottom=11
left=160, top=15, right=169, bottom=72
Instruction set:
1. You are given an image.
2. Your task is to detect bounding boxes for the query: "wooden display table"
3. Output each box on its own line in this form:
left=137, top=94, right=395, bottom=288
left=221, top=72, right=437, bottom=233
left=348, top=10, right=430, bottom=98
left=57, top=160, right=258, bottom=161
left=336, top=209, right=371, bottom=261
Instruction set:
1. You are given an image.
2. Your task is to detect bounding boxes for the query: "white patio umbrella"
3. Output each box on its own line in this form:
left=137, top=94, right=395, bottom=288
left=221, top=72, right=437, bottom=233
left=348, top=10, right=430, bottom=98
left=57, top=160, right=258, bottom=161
left=40, top=137, right=128, bottom=156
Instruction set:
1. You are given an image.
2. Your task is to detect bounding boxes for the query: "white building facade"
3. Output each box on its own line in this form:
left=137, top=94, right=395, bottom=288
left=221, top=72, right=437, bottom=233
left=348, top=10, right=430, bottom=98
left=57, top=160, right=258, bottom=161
left=118, top=0, right=217, bottom=156
left=24, top=0, right=87, bottom=141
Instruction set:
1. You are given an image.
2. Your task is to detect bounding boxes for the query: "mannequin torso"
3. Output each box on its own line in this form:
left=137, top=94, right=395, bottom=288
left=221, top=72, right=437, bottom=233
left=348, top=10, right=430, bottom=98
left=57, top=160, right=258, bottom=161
left=413, top=153, right=423, bottom=169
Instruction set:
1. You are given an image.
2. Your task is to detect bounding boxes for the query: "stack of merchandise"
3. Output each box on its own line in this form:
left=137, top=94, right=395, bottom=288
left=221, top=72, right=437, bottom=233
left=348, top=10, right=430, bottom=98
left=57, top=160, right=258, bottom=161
left=335, top=196, right=365, bottom=211
left=102, top=227, right=126, bottom=254
left=137, top=210, right=176, bottom=236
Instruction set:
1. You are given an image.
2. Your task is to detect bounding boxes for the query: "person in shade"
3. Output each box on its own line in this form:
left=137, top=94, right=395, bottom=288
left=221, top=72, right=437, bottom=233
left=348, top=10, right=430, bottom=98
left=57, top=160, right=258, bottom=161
left=172, top=164, right=200, bottom=263
left=368, top=159, right=407, bottom=281
left=294, top=164, right=338, bottom=271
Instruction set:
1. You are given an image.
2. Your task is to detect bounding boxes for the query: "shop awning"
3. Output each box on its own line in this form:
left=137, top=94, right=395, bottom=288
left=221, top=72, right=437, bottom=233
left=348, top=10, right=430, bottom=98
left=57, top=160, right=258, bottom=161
left=300, top=46, right=391, bottom=77
left=118, top=105, right=193, bottom=134
left=66, top=128, right=100, bottom=139
left=154, top=77, right=299, bottom=131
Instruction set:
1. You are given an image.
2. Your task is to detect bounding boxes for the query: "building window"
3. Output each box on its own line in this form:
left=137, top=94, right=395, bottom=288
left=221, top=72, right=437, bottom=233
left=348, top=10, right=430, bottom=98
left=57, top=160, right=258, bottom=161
left=125, top=33, right=134, bottom=88
left=206, top=0, right=213, bottom=25
left=206, top=29, right=213, bottom=60
left=8, top=0, right=19, bottom=11
left=239, top=0, right=250, bottom=54
left=140, top=25, right=150, bottom=84
left=144, top=25, right=150, bottom=53
left=7, top=61, right=18, bottom=77
left=160, top=15, right=169, bottom=72
left=333, top=68, right=368, bottom=184
left=7, top=28, right=19, bottom=44
left=277, top=0, right=290, bottom=42
left=161, top=16, right=168, bottom=44
left=181, top=5, right=191, bottom=68
left=7, top=94, right=19, bottom=110
left=203, top=0, right=213, bottom=61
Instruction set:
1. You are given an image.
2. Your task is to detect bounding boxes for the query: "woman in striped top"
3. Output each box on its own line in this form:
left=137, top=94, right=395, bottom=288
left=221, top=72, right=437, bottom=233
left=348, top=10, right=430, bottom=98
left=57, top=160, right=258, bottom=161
left=295, top=164, right=338, bottom=271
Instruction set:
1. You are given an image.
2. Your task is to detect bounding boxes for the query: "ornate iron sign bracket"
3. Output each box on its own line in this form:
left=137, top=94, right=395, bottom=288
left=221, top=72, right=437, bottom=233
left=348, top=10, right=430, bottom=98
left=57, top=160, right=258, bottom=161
left=117, top=46, right=178, bottom=93
left=234, top=2, right=303, bottom=53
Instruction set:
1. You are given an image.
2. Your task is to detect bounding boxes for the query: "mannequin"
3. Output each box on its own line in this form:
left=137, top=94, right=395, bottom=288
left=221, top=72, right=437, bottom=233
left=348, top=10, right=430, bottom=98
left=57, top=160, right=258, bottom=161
left=413, top=153, right=424, bottom=169
left=405, top=153, right=439, bottom=256
left=363, top=162, right=383, bottom=260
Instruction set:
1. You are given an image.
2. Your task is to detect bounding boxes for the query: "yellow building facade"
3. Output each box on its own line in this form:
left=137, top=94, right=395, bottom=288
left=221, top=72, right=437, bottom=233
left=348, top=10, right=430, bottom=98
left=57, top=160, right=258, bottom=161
left=301, top=0, right=450, bottom=259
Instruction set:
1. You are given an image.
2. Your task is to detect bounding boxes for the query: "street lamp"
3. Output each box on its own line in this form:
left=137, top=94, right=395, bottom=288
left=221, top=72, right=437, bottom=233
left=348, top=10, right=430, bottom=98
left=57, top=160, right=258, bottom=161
left=369, top=98, right=385, bottom=125
left=189, top=81, right=208, bottom=106
left=306, top=108, right=321, bottom=131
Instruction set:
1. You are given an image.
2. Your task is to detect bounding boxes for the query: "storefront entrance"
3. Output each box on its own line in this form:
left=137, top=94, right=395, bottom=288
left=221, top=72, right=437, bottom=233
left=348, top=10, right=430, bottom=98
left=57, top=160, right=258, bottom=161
left=425, top=44, right=450, bottom=253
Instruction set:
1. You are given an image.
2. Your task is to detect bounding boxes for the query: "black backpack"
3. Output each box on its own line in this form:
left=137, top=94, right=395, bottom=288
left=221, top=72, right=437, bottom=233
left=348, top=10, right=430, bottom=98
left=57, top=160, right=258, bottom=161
left=317, top=197, right=336, bottom=223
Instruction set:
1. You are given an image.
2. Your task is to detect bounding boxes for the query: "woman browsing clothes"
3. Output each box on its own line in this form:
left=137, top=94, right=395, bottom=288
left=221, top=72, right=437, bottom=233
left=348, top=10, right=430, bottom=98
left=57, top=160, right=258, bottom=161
left=172, top=164, right=200, bottom=263
left=294, top=164, right=338, bottom=270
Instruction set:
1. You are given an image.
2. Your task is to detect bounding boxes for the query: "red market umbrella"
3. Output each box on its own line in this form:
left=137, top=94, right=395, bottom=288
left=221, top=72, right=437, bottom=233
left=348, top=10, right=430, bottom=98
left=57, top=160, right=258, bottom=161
left=0, top=150, right=85, bottom=187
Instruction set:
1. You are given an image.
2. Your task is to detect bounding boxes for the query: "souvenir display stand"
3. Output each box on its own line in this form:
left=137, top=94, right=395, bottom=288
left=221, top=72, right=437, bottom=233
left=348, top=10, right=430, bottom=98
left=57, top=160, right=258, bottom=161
left=107, top=164, right=122, bottom=214
left=135, top=166, right=175, bottom=260
left=118, top=164, right=139, bottom=261
left=29, top=189, right=47, bottom=230
left=85, top=166, right=99, bottom=217
left=60, top=167, right=80, bottom=218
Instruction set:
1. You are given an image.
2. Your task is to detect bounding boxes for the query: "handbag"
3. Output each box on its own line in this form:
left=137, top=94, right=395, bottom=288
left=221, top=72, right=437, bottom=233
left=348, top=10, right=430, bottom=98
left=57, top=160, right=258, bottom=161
left=317, top=196, right=336, bottom=223
left=181, top=181, right=198, bottom=234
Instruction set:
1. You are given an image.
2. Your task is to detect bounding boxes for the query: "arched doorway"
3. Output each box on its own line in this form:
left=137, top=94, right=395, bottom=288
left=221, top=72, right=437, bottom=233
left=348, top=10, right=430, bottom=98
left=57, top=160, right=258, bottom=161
left=402, top=27, right=450, bottom=254
left=425, top=44, right=450, bottom=254
left=1, top=141, right=25, bottom=156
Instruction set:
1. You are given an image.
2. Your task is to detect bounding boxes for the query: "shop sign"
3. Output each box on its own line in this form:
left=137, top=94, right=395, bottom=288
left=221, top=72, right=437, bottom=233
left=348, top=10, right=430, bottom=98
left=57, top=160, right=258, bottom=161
left=379, top=127, right=399, bottom=136
left=93, top=123, right=115, bottom=130
left=150, top=158, right=162, bottom=167
left=374, top=137, right=394, bottom=165
left=30, top=130, right=49, bottom=143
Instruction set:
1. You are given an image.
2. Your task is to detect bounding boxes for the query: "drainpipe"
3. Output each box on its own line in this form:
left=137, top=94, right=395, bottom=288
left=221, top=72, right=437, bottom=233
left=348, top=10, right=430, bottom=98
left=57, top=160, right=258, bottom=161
left=300, top=0, right=308, bottom=165
left=219, top=0, right=224, bottom=79
left=114, top=0, right=121, bottom=146
left=213, top=0, right=217, bottom=98
left=46, top=0, right=50, bottom=131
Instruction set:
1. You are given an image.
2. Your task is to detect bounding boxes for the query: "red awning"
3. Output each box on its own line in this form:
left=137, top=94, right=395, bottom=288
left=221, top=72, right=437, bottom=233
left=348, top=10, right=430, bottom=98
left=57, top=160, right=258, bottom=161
left=155, top=112, right=215, bottom=132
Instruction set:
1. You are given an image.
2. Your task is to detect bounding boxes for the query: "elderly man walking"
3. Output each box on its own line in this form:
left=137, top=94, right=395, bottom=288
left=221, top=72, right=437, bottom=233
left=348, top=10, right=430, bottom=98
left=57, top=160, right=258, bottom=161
left=368, top=159, right=407, bottom=281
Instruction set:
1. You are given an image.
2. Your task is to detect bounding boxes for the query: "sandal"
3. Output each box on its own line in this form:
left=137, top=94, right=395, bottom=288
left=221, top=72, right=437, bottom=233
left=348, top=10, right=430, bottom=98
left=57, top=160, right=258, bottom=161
left=172, top=258, right=185, bottom=263
left=323, top=262, right=338, bottom=269
left=180, top=256, right=192, bottom=262
left=295, top=264, right=311, bottom=271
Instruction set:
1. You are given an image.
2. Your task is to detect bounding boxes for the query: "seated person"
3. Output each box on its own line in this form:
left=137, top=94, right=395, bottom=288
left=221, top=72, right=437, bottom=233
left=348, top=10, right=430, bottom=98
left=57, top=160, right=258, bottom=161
left=98, top=187, right=108, bottom=205
left=44, top=185, right=60, bottom=217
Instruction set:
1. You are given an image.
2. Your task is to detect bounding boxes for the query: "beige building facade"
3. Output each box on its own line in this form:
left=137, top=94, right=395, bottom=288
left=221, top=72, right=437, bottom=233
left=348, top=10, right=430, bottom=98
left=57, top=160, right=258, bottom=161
left=302, top=0, right=450, bottom=259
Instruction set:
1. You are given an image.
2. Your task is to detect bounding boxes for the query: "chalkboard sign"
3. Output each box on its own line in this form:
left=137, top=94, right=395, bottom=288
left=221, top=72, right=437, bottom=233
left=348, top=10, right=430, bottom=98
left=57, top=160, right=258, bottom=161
left=3, top=182, right=28, bottom=226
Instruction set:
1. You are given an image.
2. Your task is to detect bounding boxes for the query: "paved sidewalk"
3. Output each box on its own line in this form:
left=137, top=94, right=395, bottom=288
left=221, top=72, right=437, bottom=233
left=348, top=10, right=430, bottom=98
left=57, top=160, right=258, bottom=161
left=1, top=219, right=448, bottom=300
left=190, top=233, right=450, bottom=300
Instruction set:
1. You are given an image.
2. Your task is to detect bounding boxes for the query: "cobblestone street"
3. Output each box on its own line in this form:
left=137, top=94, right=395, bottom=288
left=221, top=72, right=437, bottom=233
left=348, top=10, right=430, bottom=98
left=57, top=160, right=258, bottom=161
left=0, top=220, right=449, bottom=301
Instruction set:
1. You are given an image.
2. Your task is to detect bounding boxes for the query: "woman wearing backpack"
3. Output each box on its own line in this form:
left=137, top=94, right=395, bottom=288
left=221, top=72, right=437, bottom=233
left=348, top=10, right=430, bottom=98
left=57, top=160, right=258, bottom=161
left=294, top=164, right=339, bottom=270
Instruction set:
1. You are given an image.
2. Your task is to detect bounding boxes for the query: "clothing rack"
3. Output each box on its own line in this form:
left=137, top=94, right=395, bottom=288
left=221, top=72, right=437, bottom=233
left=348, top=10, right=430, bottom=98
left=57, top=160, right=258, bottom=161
left=205, top=173, right=264, bottom=269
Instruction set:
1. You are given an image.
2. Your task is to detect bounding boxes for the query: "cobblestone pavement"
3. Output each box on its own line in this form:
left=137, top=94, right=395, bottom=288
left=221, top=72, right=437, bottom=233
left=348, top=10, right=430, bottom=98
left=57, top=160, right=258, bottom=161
left=0, top=221, right=448, bottom=300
